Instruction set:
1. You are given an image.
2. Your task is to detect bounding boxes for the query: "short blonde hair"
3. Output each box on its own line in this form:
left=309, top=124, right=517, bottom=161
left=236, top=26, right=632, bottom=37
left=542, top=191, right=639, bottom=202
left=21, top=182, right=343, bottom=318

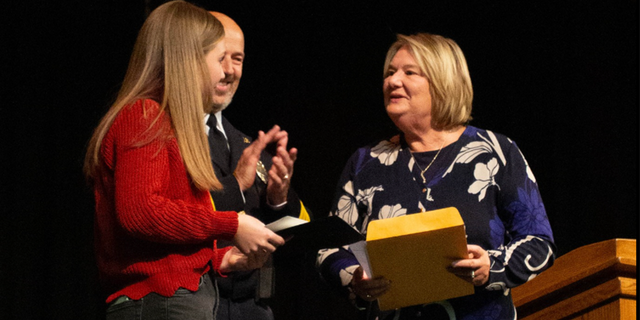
left=383, top=33, right=473, bottom=130
left=84, top=0, right=225, bottom=190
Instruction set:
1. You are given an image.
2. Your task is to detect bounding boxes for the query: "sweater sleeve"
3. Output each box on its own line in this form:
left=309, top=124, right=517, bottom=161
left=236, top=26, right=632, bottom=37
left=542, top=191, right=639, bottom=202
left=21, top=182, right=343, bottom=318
left=317, top=151, right=362, bottom=289
left=211, top=243, right=233, bottom=274
left=484, top=139, right=556, bottom=291
left=105, top=100, right=238, bottom=244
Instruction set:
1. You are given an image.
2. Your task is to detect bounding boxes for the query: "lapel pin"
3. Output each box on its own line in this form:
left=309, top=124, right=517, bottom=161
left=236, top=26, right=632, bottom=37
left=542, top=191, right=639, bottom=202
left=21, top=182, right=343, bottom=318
left=256, top=161, right=268, bottom=183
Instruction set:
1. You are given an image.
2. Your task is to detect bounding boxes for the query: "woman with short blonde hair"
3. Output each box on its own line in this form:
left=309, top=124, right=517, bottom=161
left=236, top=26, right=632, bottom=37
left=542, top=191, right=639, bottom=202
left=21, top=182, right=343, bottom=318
left=319, top=33, right=555, bottom=320
left=383, top=33, right=473, bottom=131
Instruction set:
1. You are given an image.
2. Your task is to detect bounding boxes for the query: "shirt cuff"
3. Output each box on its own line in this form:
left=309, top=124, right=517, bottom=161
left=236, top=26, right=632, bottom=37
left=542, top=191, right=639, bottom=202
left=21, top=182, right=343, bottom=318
left=233, top=176, right=246, bottom=204
left=267, top=200, right=288, bottom=210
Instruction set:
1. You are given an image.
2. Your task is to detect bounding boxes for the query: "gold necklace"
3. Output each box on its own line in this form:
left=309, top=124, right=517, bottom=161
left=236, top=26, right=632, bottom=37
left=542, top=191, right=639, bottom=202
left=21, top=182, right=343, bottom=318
left=415, top=141, right=445, bottom=184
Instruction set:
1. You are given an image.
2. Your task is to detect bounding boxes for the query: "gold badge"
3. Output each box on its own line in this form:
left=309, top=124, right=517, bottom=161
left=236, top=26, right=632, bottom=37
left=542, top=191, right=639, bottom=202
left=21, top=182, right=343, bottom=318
left=256, top=160, right=268, bottom=183
left=243, top=137, right=250, bottom=143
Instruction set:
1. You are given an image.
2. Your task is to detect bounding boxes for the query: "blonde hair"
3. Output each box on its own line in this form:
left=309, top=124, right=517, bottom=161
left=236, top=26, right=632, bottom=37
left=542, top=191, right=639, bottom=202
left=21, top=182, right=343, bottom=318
left=84, top=0, right=224, bottom=190
left=383, top=33, right=473, bottom=130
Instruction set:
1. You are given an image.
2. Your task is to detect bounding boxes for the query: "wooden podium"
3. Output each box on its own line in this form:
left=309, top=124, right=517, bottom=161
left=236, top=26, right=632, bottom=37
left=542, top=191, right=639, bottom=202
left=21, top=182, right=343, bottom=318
left=512, top=238, right=636, bottom=320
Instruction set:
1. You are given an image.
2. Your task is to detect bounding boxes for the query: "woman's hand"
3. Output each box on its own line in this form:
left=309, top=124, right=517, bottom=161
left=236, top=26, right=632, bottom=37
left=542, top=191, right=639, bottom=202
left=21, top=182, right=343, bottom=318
left=220, top=246, right=270, bottom=273
left=349, top=266, right=391, bottom=302
left=233, top=214, right=285, bottom=261
left=448, top=244, right=491, bottom=286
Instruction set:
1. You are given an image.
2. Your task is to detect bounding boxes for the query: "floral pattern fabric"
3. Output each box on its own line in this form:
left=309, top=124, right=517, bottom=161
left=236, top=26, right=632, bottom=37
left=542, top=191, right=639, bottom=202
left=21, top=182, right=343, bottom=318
left=317, top=126, right=555, bottom=320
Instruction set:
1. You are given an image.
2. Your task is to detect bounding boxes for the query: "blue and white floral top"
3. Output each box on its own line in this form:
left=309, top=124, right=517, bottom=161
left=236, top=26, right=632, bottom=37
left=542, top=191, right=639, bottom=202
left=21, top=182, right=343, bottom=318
left=317, top=126, right=555, bottom=320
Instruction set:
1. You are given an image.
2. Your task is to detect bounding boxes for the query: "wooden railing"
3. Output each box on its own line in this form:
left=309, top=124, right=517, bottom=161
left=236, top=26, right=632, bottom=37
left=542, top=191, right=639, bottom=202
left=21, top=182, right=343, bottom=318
left=512, top=238, right=636, bottom=319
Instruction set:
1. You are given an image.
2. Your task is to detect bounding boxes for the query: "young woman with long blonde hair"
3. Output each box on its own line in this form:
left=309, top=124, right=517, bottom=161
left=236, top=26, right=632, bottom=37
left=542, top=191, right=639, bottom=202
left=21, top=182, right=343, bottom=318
left=84, top=2, right=284, bottom=319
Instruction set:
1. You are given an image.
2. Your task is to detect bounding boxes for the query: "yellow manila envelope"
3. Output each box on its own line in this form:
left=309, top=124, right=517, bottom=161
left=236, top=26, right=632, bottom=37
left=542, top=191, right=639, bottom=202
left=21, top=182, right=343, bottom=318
left=364, top=207, right=474, bottom=311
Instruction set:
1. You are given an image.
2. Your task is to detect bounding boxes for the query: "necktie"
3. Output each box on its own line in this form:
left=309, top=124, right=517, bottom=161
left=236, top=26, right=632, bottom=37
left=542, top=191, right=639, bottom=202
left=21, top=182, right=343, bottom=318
left=207, top=116, right=231, bottom=172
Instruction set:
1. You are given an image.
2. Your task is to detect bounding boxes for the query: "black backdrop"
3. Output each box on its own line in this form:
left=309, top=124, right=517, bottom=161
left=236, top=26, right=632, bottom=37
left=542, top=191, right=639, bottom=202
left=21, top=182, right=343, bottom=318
left=1, top=1, right=638, bottom=319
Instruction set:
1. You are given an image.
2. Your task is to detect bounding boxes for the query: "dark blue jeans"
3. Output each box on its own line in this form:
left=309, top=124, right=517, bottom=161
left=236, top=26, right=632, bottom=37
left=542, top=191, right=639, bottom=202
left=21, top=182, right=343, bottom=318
left=106, top=274, right=217, bottom=320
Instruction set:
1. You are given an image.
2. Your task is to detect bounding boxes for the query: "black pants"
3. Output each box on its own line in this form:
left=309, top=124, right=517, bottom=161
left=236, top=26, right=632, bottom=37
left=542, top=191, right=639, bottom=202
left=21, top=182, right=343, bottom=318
left=215, top=296, right=273, bottom=320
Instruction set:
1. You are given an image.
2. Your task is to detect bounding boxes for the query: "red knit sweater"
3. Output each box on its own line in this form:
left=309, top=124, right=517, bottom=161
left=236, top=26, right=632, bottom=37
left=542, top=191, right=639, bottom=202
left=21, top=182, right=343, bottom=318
left=94, top=99, right=238, bottom=303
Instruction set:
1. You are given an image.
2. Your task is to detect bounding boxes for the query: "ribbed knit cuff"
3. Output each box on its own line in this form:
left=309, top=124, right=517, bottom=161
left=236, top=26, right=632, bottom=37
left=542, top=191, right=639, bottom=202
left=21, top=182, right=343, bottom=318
left=212, top=245, right=233, bottom=276
left=210, top=210, right=239, bottom=240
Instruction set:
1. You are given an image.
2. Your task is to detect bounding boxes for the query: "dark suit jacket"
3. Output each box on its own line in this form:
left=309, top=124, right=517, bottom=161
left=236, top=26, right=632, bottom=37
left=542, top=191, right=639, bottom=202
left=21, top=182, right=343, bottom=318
left=209, top=114, right=309, bottom=300
left=209, top=115, right=305, bottom=221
